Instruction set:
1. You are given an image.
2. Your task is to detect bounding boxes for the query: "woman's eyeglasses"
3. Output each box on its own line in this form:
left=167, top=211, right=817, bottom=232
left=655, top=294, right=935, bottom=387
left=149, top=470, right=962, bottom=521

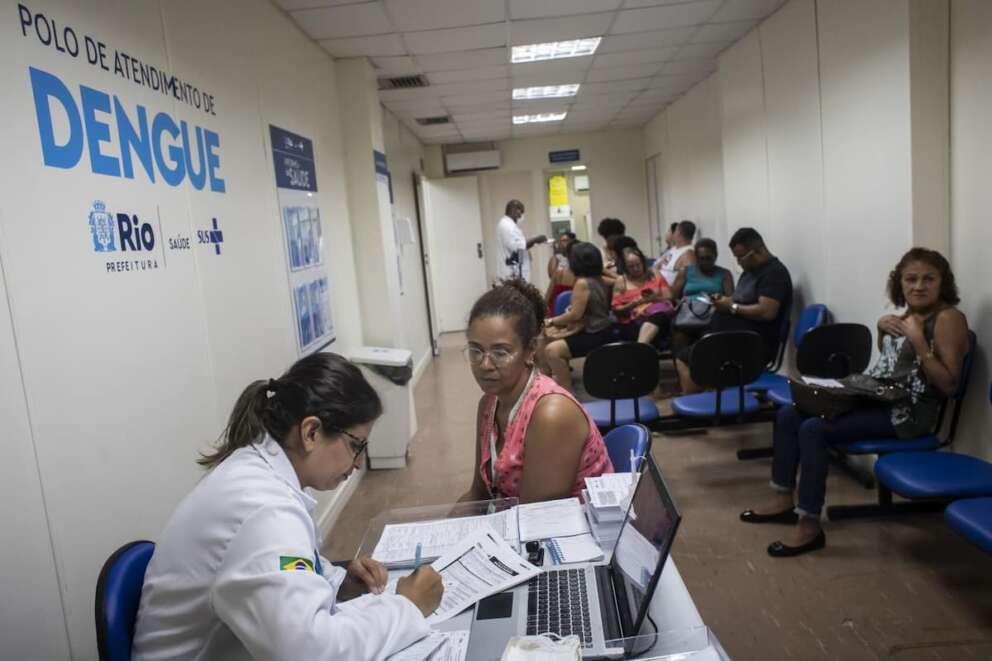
left=463, top=346, right=516, bottom=367
left=338, top=429, right=368, bottom=461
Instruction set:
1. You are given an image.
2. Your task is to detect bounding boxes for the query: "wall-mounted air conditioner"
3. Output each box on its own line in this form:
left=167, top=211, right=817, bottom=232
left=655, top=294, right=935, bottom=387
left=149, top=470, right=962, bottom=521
left=445, top=150, right=501, bottom=173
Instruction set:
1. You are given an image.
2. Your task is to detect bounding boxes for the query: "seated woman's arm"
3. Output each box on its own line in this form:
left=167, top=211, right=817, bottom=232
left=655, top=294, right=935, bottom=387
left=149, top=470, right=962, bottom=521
left=517, top=394, right=589, bottom=503
left=669, top=269, right=687, bottom=300
left=909, top=308, right=969, bottom=396
left=548, top=278, right=590, bottom=326
left=458, top=399, right=490, bottom=503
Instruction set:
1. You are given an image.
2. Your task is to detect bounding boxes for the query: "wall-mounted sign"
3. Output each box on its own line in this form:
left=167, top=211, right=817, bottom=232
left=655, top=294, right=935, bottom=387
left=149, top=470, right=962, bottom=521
left=270, top=125, right=334, bottom=355
left=549, top=149, right=580, bottom=163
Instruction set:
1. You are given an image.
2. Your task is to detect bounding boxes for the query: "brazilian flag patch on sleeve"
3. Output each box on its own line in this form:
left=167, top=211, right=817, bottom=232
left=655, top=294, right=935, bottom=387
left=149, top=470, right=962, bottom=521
left=280, top=555, right=315, bottom=572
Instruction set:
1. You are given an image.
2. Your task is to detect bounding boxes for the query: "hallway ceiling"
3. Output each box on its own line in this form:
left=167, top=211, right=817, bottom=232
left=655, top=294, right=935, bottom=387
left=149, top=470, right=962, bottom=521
left=276, top=0, right=786, bottom=144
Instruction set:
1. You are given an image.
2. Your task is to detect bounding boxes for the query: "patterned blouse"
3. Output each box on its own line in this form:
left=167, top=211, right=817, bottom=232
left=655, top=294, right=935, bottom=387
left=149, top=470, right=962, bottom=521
left=478, top=372, right=614, bottom=498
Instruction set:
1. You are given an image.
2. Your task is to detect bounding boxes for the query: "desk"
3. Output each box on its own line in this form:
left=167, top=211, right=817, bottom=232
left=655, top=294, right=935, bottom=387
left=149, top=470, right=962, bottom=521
left=357, top=500, right=729, bottom=660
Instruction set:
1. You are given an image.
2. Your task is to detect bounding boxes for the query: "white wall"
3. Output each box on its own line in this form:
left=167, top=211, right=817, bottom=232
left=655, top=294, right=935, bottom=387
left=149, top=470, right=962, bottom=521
left=381, top=108, right=433, bottom=372
left=0, top=0, right=367, bottom=656
left=950, top=0, right=992, bottom=461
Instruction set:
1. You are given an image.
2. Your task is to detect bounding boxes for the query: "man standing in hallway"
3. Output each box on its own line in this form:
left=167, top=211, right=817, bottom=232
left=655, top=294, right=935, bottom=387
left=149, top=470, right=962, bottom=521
left=496, top=200, right=546, bottom=283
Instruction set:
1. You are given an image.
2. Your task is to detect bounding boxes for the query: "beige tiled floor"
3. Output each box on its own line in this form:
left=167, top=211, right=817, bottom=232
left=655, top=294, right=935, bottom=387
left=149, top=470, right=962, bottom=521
left=325, top=333, right=992, bottom=660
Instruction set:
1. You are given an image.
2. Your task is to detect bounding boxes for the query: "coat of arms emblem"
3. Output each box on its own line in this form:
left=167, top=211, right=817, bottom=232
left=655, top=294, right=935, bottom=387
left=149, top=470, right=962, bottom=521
left=88, top=200, right=116, bottom=252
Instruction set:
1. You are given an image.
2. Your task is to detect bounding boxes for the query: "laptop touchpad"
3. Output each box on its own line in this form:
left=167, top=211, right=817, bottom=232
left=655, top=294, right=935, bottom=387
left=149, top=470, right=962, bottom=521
left=476, top=591, right=514, bottom=619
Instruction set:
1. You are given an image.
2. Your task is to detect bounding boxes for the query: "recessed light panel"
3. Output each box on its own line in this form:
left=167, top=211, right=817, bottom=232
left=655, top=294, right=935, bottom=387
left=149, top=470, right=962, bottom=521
left=512, top=84, right=581, bottom=100
left=513, top=112, right=568, bottom=125
left=511, top=38, right=602, bottom=64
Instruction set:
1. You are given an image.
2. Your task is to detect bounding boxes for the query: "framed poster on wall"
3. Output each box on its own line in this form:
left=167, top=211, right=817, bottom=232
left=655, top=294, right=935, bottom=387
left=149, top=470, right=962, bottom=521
left=270, top=125, right=335, bottom=355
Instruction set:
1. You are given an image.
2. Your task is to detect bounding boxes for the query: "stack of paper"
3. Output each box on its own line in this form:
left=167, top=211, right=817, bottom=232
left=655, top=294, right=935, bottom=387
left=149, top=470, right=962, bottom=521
left=516, top=498, right=590, bottom=542
left=582, top=490, right=625, bottom=546
left=584, top=472, right=637, bottom=524
left=372, top=509, right=516, bottom=568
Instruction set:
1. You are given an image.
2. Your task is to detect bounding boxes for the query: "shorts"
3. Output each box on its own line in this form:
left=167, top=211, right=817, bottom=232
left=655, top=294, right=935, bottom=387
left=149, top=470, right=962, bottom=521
left=564, top=327, right=614, bottom=358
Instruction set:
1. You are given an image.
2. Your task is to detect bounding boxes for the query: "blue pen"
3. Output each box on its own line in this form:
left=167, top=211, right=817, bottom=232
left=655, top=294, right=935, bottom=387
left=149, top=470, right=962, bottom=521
left=414, top=542, right=423, bottom=569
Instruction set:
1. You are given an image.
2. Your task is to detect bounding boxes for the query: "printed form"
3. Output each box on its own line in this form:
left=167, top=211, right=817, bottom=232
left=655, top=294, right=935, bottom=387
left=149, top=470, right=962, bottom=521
left=426, top=528, right=540, bottom=624
left=585, top=472, right=638, bottom=509
left=372, top=509, right=518, bottom=567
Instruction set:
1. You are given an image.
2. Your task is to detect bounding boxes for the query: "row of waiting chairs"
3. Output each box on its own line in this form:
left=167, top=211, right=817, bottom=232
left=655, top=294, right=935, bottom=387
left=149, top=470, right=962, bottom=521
left=576, top=304, right=989, bottom=557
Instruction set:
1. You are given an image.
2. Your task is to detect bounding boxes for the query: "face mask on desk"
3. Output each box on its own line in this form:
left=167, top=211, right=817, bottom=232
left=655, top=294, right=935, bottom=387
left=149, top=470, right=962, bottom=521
left=500, top=635, right=581, bottom=661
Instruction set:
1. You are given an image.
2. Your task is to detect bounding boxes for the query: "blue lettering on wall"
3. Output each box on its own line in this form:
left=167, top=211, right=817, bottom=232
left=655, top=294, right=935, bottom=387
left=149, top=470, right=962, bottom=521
left=29, top=66, right=225, bottom=193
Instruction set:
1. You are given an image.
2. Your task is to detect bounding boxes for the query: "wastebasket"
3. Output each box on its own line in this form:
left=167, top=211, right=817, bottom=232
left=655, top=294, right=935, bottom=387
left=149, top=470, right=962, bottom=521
left=349, top=347, right=414, bottom=469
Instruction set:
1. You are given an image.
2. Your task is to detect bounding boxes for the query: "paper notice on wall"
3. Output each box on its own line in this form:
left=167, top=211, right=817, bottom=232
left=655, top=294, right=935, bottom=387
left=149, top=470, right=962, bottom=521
left=270, top=125, right=335, bottom=355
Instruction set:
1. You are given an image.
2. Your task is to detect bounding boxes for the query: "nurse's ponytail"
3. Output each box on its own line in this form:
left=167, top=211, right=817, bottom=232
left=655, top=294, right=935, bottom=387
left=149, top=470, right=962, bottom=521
left=199, top=352, right=382, bottom=468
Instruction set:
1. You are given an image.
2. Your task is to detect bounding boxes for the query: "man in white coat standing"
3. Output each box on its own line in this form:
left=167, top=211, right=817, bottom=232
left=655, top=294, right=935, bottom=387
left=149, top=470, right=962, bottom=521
left=496, top=199, right=546, bottom=283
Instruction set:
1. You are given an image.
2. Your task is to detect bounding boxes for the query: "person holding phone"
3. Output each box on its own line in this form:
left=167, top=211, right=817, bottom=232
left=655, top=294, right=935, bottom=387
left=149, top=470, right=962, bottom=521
left=132, top=353, right=443, bottom=660
left=611, top=247, right=673, bottom=343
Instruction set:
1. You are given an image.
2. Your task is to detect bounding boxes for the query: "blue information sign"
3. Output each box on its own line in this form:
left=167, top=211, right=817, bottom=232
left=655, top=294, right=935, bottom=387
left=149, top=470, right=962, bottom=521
left=549, top=149, right=580, bottom=163
left=270, top=125, right=318, bottom=192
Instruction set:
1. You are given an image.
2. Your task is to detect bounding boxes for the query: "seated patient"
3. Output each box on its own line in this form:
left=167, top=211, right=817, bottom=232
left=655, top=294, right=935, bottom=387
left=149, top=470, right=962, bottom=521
left=741, top=248, right=969, bottom=557
left=459, top=279, right=613, bottom=504
left=611, top=246, right=672, bottom=344
left=676, top=227, right=792, bottom=394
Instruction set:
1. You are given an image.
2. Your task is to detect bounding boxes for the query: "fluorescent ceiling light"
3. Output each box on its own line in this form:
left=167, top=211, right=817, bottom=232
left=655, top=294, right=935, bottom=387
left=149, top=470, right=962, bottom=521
left=513, top=84, right=580, bottom=100
left=511, top=38, right=602, bottom=64
left=571, top=165, right=586, bottom=171
left=513, top=112, right=568, bottom=125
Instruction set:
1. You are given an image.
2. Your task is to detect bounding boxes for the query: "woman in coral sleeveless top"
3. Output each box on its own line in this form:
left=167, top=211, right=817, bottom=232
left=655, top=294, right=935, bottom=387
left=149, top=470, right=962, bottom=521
left=458, top=279, right=613, bottom=503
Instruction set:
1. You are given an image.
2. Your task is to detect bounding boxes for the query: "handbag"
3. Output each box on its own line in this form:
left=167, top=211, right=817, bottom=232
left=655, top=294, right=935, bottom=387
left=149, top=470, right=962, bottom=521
left=673, top=297, right=714, bottom=331
left=789, top=375, right=910, bottom=420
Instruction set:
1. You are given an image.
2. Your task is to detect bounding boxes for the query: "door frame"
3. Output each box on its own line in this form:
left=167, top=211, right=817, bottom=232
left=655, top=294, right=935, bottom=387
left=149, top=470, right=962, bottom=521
left=412, top=173, right=439, bottom=355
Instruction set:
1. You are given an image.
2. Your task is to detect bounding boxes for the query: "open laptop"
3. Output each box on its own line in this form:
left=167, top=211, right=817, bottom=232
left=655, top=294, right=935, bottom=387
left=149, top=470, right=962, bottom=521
left=467, top=454, right=682, bottom=659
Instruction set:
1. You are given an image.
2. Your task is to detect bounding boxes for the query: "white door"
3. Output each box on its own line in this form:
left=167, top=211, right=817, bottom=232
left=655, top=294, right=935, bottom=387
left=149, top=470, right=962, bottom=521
left=422, top=177, right=487, bottom=333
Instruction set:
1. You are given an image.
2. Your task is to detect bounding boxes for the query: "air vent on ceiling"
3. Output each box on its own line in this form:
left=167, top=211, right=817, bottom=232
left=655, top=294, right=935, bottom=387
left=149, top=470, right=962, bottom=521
left=415, top=116, right=450, bottom=126
left=378, top=74, right=428, bottom=90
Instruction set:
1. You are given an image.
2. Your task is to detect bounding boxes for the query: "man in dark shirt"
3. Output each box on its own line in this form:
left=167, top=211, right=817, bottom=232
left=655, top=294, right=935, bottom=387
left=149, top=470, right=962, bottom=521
left=676, top=227, right=793, bottom=394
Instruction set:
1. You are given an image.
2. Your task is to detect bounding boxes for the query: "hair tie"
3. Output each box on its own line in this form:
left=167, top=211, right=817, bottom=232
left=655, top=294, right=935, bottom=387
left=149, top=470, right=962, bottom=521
left=267, top=378, right=280, bottom=393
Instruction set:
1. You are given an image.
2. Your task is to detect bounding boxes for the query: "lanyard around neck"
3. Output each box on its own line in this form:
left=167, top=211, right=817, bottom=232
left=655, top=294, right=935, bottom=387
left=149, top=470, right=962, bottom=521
left=488, top=369, right=536, bottom=490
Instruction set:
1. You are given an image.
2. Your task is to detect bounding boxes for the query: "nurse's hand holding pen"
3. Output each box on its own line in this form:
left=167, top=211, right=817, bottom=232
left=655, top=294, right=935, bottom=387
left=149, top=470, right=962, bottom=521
left=397, top=566, right=444, bottom=617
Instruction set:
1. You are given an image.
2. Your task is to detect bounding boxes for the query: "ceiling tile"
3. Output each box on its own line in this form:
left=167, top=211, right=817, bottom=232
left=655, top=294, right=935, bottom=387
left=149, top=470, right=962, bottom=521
left=415, top=48, right=508, bottom=72
left=443, top=99, right=512, bottom=112
left=274, top=0, right=358, bottom=9
left=509, top=13, right=614, bottom=46
left=660, top=58, right=716, bottom=75
left=710, top=0, right=784, bottom=22
left=415, top=123, right=461, bottom=135
left=513, top=125, right=562, bottom=138
left=585, top=62, right=664, bottom=83
left=431, top=79, right=510, bottom=96
left=452, top=110, right=511, bottom=122
left=428, top=66, right=509, bottom=84
left=509, top=0, right=622, bottom=21
left=573, top=89, right=637, bottom=105
left=291, top=3, right=392, bottom=39
left=598, top=27, right=696, bottom=52
left=320, top=34, right=407, bottom=58
left=674, top=41, right=730, bottom=60
left=510, top=59, right=591, bottom=87
left=442, top=91, right=511, bottom=106
left=691, top=20, right=758, bottom=43
left=591, top=47, right=679, bottom=69
left=404, top=23, right=507, bottom=55
left=648, top=72, right=698, bottom=88
left=511, top=100, right=571, bottom=115
left=422, top=135, right=463, bottom=144
left=622, top=0, right=702, bottom=7
left=580, top=78, right=653, bottom=94
left=385, top=0, right=506, bottom=32
left=371, top=55, right=420, bottom=73
left=611, top=1, right=722, bottom=35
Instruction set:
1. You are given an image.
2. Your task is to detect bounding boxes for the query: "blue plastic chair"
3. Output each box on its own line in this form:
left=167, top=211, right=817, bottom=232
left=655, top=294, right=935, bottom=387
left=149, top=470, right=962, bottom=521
left=946, top=498, right=992, bottom=553
left=582, top=342, right=661, bottom=430
left=96, top=541, right=155, bottom=661
left=766, top=322, right=872, bottom=407
left=554, top=290, right=572, bottom=316
left=827, top=331, right=978, bottom=520
left=746, top=304, right=828, bottom=393
left=670, top=331, right=765, bottom=421
left=603, top=424, right=651, bottom=472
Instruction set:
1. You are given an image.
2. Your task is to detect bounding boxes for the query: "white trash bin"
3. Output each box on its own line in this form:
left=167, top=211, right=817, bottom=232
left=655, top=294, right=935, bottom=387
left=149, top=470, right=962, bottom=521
left=349, top=347, right=414, bottom=469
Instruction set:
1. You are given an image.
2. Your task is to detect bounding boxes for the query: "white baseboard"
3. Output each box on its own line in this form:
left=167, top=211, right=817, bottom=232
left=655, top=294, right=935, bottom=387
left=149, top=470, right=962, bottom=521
left=314, top=466, right=365, bottom=538
left=412, top=349, right=432, bottom=388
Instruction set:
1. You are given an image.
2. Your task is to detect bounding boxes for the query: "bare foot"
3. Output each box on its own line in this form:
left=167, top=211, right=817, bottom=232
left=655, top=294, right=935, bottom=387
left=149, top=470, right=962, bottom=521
left=783, top=517, right=822, bottom=546
left=751, top=493, right=795, bottom=516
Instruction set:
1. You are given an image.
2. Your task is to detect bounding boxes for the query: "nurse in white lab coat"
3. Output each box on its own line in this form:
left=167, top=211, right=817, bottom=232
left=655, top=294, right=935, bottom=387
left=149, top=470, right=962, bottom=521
left=131, top=352, right=443, bottom=661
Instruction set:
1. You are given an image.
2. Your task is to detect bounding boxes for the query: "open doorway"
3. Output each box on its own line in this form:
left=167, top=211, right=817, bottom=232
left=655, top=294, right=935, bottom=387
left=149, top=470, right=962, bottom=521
left=544, top=165, right=592, bottom=246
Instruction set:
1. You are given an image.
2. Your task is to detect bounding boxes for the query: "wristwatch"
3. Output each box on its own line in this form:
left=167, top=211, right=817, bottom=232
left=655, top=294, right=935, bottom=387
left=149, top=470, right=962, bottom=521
left=731, top=303, right=740, bottom=315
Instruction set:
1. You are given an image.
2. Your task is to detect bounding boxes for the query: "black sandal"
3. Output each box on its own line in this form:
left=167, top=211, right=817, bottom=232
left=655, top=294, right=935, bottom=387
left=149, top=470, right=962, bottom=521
left=739, top=508, right=799, bottom=525
left=767, top=530, right=826, bottom=557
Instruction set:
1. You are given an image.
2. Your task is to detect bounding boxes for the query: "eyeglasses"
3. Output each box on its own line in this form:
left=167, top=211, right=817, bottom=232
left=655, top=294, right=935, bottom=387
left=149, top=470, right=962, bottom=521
left=337, top=429, right=368, bottom=461
left=463, top=345, right=517, bottom=367
left=735, top=248, right=756, bottom=264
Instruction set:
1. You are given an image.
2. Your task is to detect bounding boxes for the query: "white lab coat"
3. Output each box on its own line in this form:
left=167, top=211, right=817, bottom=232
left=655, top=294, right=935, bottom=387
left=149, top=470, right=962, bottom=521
left=496, top=215, right=530, bottom=282
left=131, top=435, right=429, bottom=661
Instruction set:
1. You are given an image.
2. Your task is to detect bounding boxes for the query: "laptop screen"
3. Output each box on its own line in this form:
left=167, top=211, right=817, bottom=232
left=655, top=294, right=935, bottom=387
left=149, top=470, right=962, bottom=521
left=609, top=454, right=681, bottom=636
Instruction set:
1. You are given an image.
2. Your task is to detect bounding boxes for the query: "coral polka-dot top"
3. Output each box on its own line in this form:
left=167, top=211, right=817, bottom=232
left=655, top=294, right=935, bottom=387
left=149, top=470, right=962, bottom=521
left=479, top=371, right=613, bottom=499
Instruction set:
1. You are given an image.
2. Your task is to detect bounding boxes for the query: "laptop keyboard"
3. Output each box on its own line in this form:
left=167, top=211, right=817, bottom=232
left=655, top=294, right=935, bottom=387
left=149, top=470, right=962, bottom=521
left=526, top=569, right=593, bottom=648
